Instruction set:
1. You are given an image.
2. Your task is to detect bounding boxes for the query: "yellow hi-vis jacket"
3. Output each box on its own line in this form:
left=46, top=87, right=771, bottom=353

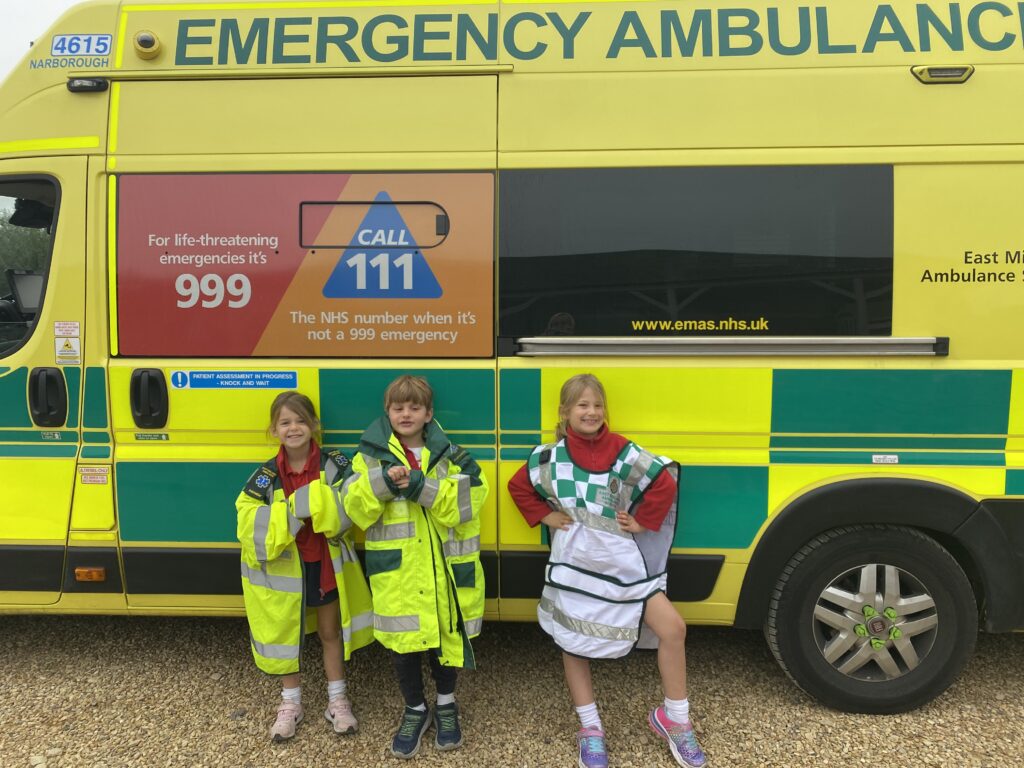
left=339, top=417, right=487, bottom=668
left=235, top=448, right=374, bottom=675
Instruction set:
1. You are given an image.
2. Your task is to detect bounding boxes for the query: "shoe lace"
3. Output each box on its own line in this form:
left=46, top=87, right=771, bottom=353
left=398, top=712, right=424, bottom=738
left=582, top=735, right=606, bottom=756
left=437, top=709, right=458, bottom=731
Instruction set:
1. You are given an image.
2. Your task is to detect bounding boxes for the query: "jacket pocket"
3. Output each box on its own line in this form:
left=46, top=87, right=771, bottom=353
left=451, top=561, right=476, bottom=589
left=365, top=548, right=403, bottom=578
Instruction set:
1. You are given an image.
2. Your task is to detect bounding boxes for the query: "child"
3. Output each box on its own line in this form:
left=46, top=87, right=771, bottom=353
left=507, top=374, right=707, bottom=768
left=339, top=374, right=488, bottom=759
left=236, top=391, right=374, bottom=742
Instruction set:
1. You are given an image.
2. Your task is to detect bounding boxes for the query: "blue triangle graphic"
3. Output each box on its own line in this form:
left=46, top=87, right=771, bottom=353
left=322, top=191, right=443, bottom=299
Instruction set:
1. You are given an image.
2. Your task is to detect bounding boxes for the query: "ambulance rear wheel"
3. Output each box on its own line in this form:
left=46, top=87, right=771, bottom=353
left=765, top=525, right=977, bottom=713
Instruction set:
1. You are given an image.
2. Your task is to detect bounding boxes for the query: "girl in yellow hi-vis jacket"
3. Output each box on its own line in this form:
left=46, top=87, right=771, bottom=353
left=236, top=391, right=374, bottom=743
left=338, top=375, right=488, bottom=760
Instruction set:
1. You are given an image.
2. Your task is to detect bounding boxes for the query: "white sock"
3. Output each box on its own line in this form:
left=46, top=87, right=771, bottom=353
left=410, top=703, right=427, bottom=712
left=575, top=702, right=602, bottom=731
left=664, top=697, right=690, bottom=724
left=327, top=679, right=347, bottom=700
left=281, top=685, right=301, bottom=704
left=436, top=692, right=455, bottom=706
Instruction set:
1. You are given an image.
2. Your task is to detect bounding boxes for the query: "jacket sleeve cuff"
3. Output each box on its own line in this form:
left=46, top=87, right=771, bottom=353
left=404, top=470, right=426, bottom=501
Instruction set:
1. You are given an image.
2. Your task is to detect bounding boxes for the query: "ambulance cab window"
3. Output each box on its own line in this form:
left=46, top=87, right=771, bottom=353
left=0, top=180, right=57, bottom=356
left=498, top=166, right=893, bottom=338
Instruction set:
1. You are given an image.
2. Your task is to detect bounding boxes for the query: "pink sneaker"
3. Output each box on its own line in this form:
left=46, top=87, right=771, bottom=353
left=270, top=699, right=303, bottom=742
left=325, top=696, right=358, bottom=734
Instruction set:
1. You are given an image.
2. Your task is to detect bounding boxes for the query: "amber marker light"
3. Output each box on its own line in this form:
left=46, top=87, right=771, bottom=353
left=74, top=567, right=107, bottom=582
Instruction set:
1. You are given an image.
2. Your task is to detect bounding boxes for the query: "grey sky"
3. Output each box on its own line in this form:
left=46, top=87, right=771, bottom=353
left=0, top=0, right=82, bottom=82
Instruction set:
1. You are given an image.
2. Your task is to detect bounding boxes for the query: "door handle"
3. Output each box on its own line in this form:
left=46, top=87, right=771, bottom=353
left=130, top=368, right=168, bottom=429
left=29, top=367, right=68, bottom=428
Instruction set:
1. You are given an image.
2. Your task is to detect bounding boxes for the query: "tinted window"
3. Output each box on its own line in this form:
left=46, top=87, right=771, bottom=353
left=0, top=179, right=57, bottom=356
left=499, top=166, right=893, bottom=338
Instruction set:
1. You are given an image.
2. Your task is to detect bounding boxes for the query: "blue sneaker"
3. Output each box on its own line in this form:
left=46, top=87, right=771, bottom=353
left=576, top=726, right=608, bottom=768
left=648, top=706, right=706, bottom=767
left=391, top=706, right=431, bottom=759
left=433, top=702, right=463, bottom=750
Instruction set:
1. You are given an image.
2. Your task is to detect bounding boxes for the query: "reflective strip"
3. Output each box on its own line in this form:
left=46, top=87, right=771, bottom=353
left=565, top=507, right=629, bottom=538
left=538, top=457, right=557, bottom=499
left=241, top=562, right=303, bottom=593
left=365, top=520, right=416, bottom=542
left=325, top=459, right=340, bottom=486
left=250, top=632, right=301, bottom=661
left=253, top=505, right=271, bottom=562
left=287, top=511, right=304, bottom=537
left=292, top=484, right=311, bottom=519
left=332, top=486, right=353, bottom=535
left=417, top=477, right=440, bottom=508
left=455, top=475, right=473, bottom=524
left=342, top=610, right=375, bottom=642
left=464, top=617, right=483, bottom=636
left=625, top=450, right=656, bottom=489
left=540, top=595, right=639, bottom=643
left=367, top=461, right=395, bottom=501
left=444, top=535, right=480, bottom=558
left=374, top=614, right=420, bottom=633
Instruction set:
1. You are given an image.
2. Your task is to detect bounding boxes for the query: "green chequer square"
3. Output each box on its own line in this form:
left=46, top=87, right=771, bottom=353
left=675, top=466, right=768, bottom=549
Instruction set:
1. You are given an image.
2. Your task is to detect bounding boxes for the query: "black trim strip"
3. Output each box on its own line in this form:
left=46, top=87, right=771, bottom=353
left=123, top=548, right=241, bottom=595
left=63, top=547, right=123, bottom=593
left=499, top=551, right=723, bottom=602
left=0, top=545, right=64, bottom=591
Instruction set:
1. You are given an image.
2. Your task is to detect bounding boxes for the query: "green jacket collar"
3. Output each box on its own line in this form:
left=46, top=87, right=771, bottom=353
left=358, top=415, right=452, bottom=471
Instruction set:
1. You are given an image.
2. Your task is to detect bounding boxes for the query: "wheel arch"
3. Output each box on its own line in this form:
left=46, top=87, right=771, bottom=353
left=733, top=477, right=1022, bottom=631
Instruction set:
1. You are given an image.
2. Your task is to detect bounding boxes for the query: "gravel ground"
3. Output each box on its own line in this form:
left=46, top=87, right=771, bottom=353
left=1, top=616, right=1023, bottom=767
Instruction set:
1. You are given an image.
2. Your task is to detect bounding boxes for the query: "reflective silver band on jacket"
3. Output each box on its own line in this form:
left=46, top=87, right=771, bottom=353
left=342, top=610, right=375, bottom=642
left=464, top=617, right=483, bottom=636
left=443, top=534, right=480, bottom=558
left=241, top=562, right=303, bottom=593
left=625, top=449, right=656, bottom=490
left=365, top=520, right=416, bottom=542
left=417, top=477, right=440, bottom=508
left=455, top=474, right=473, bottom=524
left=250, top=632, right=300, bottom=660
left=374, top=614, right=420, bottom=633
left=325, top=459, right=340, bottom=486
left=537, top=456, right=557, bottom=499
left=539, top=595, right=639, bottom=643
left=253, top=506, right=271, bottom=562
left=365, top=457, right=395, bottom=501
left=565, top=506, right=630, bottom=538
left=332, top=486, right=353, bottom=535
left=292, top=483, right=312, bottom=519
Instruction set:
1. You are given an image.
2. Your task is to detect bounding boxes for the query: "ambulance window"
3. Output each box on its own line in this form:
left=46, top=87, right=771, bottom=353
left=0, top=179, right=57, bottom=356
left=498, top=166, right=893, bottom=338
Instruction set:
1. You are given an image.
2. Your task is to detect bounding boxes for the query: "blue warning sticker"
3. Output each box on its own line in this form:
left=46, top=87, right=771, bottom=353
left=322, top=191, right=443, bottom=299
left=170, top=371, right=298, bottom=389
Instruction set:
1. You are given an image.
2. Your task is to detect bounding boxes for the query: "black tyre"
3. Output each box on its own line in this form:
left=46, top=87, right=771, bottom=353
left=766, top=525, right=977, bottom=713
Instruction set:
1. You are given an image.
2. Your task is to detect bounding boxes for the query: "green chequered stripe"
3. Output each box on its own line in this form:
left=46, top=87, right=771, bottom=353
left=0, top=430, right=76, bottom=442
left=84, top=367, right=109, bottom=429
left=501, top=447, right=535, bottom=461
left=772, top=370, right=1012, bottom=435
left=81, top=446, right=111, bottom=459
left=770, top=451, right=1005, bottom=466
left=499, top=368, right=540, bottom=432
left=676, top=466, right=768, bottom=549
left=117, top=462, right=254, bottom=542
left=319, top=369, right=495, bottom=433
left=0, top=445, right=78, bottom=457
left=84, top=431, right=111, bottom=443
left=65, top=367, right=81, bottom=428
left=0, top=367, right=29, bottom=427
left=770, top=436, right=1006, bottom=450
left=1005, top=470, right=1024, bottom=495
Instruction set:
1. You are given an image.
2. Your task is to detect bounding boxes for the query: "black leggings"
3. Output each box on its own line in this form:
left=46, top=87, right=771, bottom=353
left=391, top=650, right=458, bottom=707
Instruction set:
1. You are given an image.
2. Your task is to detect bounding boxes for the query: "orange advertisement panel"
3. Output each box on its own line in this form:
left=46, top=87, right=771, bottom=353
left=116, top=173, right=494, bottom=357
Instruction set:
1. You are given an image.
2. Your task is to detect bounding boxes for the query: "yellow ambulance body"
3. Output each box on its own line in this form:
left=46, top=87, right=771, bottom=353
left=2, top=0, right=1023, bottom=712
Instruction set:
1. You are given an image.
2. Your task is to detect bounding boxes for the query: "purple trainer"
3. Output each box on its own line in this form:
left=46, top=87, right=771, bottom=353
left=648, top=706, right=707, bottom=767
left=576, top=726, right=609, bottom=768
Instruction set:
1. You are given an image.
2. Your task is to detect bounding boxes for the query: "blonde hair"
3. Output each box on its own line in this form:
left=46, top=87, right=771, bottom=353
left=555, top=373, right=608, bottom=440
left=268, top=391, right=322, bottom=445
left=384, top=374, right=434, bottom=411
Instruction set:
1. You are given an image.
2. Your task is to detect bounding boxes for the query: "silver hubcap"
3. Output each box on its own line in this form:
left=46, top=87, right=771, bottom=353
left=811, top=563, right=938, bottom=681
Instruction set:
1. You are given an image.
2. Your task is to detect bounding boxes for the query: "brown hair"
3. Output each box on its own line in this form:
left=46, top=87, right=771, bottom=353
left=268, top=391, right=322, bottom=444
left=384, top=374, right=434, bottom=411
left=555, top=373, right=608, bottom=440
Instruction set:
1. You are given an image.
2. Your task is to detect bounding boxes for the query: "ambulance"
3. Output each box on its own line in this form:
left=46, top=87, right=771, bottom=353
left=2, top=0, right=1023, bottom=713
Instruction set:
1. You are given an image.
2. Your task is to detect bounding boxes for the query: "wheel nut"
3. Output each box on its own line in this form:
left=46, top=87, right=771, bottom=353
left=863, top=605, right=879, bottom=618
left=855, top=624, right=868, bottom=637
left=890, top=627, right=903, bottom=640
left=870, top=638, right=886, bottom=650
left=883, top=607, right=898, bottom=620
